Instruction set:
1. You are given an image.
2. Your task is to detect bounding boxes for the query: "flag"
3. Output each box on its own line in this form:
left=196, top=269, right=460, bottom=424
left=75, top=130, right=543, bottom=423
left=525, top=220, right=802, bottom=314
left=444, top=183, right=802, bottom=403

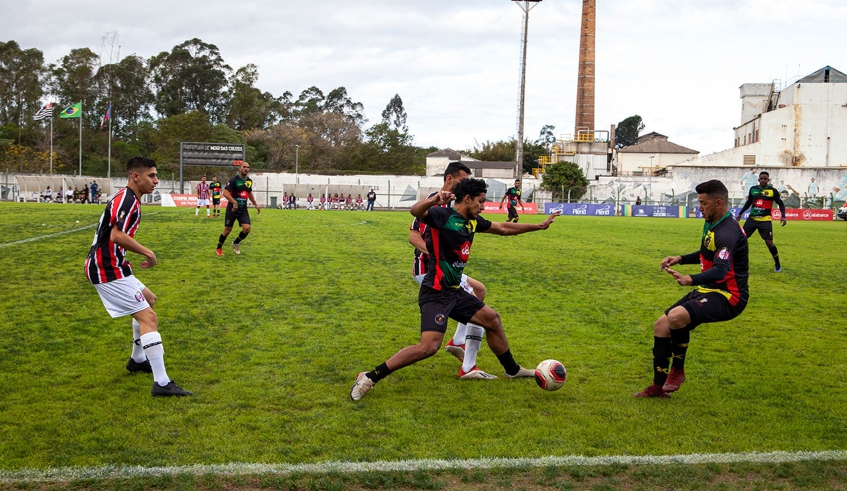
left=59, top=102, right=82, bottom=119
left=100, top=103, right=111, bottom=129
left=33, top=103, right=54, bottom=121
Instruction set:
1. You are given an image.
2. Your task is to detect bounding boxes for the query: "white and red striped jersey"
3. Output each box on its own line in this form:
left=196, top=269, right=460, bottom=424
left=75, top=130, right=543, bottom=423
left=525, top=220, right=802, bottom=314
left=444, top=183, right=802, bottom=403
left=411, top=191, right=447, bottom=276
left=85, top=187, right=142, bottom=284
left=196, top=182, right=210, bottom=199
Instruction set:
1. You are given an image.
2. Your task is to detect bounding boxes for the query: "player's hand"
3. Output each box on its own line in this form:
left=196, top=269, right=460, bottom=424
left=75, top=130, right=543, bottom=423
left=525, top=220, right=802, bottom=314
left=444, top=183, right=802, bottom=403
left=538, top=210, right=560, bottom=229
left=520, top=206, right=524, bottom=211
left=499, top=204, right=504, bottom=209
left=780, top=218, right=786, bottom=226
left=433, top=190, right=454, bottom=205
left=256, top=207, right=261, bottom=214
left=735, top=214, right=741, bottom=221
left=660, top=255, right=681, bottom=270
left=664, top=267, right=692, bottom=286
left=140, top=252, right=158, bottom=269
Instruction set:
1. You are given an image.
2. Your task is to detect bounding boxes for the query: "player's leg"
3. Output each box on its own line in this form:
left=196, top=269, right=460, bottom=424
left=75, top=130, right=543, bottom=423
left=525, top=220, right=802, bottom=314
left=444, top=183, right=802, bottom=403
left=467, top=304, right=533, bottom=378
left=761, top=222, right=781, bottom=271
left=132, top=292, right=192, bottom=397
left=456, top=276, right=494, bottom=378
left=232, top=219, right=252, bottom=255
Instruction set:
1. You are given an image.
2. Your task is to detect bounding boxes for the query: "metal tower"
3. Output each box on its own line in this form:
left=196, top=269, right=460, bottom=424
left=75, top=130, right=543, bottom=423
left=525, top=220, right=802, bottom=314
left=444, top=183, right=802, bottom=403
left=512, top=0, right=542, bottom=181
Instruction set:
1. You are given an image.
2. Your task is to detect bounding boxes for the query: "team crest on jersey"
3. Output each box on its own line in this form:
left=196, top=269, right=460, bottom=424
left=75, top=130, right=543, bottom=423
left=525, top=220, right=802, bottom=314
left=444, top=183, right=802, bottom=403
left=459, top=242, right=471, bottom=261
left=435, top=314, right=446, bottom=326
left=135, top=291, right=144, bottom=302
left=718, top=247, right=730, bottom=260
left=119, top=211, right=126, bottom=220
left=703, top=231, right=716, bottom=251
left=699, top=297, right=708, bottom=304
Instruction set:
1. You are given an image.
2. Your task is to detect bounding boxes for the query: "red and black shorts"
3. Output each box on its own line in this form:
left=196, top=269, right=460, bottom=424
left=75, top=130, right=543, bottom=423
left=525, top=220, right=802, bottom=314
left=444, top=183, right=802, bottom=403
left=742, top=219, right=773, bottom=240
left=225, top=205, right=251, bottom=227
left=418, top=285, right=485, bottom=333
left=665, top=290, right=747, bottom=330
left=507, top=205, right=519, bottom=220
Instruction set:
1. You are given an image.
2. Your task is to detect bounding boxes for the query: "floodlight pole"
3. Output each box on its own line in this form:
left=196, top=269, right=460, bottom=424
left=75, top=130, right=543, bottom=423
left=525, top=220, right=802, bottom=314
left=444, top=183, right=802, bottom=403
left=295, top=144, right=299, bottom=184
left=512, top=0, right=542, bottom=183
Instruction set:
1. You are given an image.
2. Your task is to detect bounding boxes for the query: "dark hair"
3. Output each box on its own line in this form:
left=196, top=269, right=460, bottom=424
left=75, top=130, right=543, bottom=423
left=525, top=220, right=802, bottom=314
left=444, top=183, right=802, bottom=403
left=444, top=161, right=472, bottom=182
left=454, top=178, right=488, bottom=203
left=759, top=171, right=769, bottom=178
left=126, top=157, right=156, bottom=175
left=695, top=179, right=728, bottom=202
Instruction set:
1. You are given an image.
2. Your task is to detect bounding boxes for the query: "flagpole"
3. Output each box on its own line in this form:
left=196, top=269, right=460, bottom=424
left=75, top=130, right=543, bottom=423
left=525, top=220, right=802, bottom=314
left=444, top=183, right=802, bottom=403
left=107, top=103, right=112, bottom=179
left=49, top=115, right=53, bottom=175
left=78, top=101, right=82, bottom=176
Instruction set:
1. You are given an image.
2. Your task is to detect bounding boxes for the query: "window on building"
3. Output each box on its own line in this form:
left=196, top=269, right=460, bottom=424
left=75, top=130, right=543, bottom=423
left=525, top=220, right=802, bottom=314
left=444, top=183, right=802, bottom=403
left=743, top=155, right=756, bottom=166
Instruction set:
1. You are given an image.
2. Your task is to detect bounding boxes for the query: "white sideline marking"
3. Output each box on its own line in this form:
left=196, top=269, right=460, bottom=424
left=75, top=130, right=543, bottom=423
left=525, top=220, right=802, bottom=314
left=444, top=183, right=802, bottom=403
left=0, top=213, right=162, bottom=248
left=1, top=450, right=845, bottom=483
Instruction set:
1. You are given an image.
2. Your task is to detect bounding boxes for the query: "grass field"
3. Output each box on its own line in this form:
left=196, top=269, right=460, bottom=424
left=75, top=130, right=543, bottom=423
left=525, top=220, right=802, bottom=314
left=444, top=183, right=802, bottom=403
left=0, top=203, right=845, bottom=489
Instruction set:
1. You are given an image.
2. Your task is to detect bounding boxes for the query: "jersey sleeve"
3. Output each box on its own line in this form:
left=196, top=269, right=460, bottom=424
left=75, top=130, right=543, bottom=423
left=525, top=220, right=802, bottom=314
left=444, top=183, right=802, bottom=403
left=475, top=215, right=492, bottom=233
left=422, top=206, right=450, bottom=229
left=690, top=231, right=735, bottom=284
left=225, top=176, right=237, bottom=192
left=112, top=195, right=138, bottom=234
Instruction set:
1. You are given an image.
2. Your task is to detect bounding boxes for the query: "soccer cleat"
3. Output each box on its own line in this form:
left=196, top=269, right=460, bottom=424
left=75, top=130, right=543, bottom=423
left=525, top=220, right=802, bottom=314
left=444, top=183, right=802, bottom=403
left=215, top=248, right=224, bottom=256
left=444, top=339, right=465, bottom=362
left=126, top=357, right=152, bottom=374
left=350, top=372, right=375, bottom=401
left=633, top=383, right=671, bottom=398
left=458, top=366, right=497, bottom=380
left=774, top=266, right=782, bottom=272
left=504, top=366, right=535, bottom=378
left=662, top=368, right=686, bottom=392
left=232, top=242, right=241, bottom=255
left=151, top=380, right=193, bottom=397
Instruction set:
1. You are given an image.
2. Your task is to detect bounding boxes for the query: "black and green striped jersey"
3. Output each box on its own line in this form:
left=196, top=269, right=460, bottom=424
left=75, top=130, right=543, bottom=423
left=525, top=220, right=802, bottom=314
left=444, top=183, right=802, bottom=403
left=225, top=174, right=253, bottom=210
left=741, top=185, right=785, bottom=221
left=421, top=206, right=491, bottom=291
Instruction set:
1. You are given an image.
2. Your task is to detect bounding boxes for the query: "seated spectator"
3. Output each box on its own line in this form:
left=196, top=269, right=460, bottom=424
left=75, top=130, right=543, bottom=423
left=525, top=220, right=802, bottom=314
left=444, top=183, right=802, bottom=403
left=281, top=192, right=288, bottom=209
left=288, top=193, right=297, bottom=209
left=306, top=193, right=315, bottom=210
left=90, top=181, right=99, bottom=204
left=56, top=187, right=64, bottom=203
left=782, top=185, right=802, bottom=209
left=355, top=194, right=364, bottom=210
left=345, top=194, right=353, bottom=210
left=42, top=186, right=53, bottom=202
left=72, top=187, right=80, bottom=203
left=319, top=193, right=327, bottom=210
left=332, top=193, right=340, bottom=210
left=66, top=188, right=73, bottom=203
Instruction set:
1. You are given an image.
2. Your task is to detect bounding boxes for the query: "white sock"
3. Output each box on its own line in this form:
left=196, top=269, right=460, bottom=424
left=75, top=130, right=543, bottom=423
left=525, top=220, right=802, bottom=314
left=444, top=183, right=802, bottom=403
left=206, top=208, right=210, bottom=216
left=131, top=319, right=146, bottom=362
left=462, top=324, right=485, bottom=372
left=141, top=331, right=170, bottom=386
left=194, top=208, right=199, bottom=216
left=452, top=323, right=468, bottom=345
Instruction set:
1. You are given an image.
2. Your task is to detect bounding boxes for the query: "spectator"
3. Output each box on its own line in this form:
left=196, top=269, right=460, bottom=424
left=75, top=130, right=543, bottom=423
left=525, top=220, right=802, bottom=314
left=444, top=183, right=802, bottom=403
left=319, top=193, right=327, bottom=210
left=808, top=177, right=818, bottom=198
left=80, top=184, right=90, bottom=204
left=345, top=194, right=353, bottom=210
left=777, top=180, right=787, bottom=193
left=57, top=187, right=64, bottom=203
left=90, top=181, right=99, bottom=204
left=288, top=193, right=297, bottom=210
left=636, top=196, right=642, bottom=205
left=282, top=192, right=288, bottom=209
left=306, top=193, right=315, bottom=210
left=73, top=187, right=80, bottom=203
left=42, top=186, right=53, bottom=202
left=740, top=168, right=758, bottom=196
left=66, top=187, right=74, bottom=203
left=355, top=194, right=364, bottom=210
left=332, top=193, right=340, bottom=210
left=366, top=188, right=376, bottom=211
left=783, top=184, right=802, bottom=208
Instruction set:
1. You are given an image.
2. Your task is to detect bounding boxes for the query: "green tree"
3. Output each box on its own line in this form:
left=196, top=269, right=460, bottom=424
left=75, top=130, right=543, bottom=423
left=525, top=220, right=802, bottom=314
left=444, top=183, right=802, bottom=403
left=149, top=39, right=231, bottom=121
left=0, top=41, right=46, bottom=137
left=467, top=139, right=515, bottom=162
left=224, top=64, right=285, bottom=131
left=95, top=54, right=154, bottom=140
left=537, top=124, right=556, bottom=145
left=541, top=161, right=588, bottom=202
left=381, top=93, right=407, bottom=133
left=615, top=115, right=645, bottom=149
left=149, top=111, right=214, bottom=165
left=323, top=86, right=366, bottom=127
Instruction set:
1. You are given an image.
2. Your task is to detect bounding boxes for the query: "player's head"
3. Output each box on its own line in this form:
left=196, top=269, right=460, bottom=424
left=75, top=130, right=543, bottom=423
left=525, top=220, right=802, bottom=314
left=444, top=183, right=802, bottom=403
left=758, top=171, right=770, bottom=186
left=454, top=178, right=488, bottom=218
left=126, top=156, right=158, bottom=194
left=443, top=161, right=472, bottom=186
left=695, top=179, right=728, bottom=221
left=514, top=179, right=521, bottom=188
left=212, top=175, right=217, bottom=180
left=202, top=175, right=207, bottom=182
left=238, top=161, right=250, bottom=176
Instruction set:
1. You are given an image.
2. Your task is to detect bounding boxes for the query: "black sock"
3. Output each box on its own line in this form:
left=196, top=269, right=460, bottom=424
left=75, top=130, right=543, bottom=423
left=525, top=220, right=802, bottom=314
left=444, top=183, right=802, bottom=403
left=217, top=234, right=227, bottom=249
left=652, top=336, right=672, bottom=386
left=233, top=231, right=249, bottom=244
left=670, top=328, right=690, bottom=371
left=768, top=244, right=780, bottom=268
left=367, top=363, right=392, bottom=383
left=496, top=349, right=521, bottom=376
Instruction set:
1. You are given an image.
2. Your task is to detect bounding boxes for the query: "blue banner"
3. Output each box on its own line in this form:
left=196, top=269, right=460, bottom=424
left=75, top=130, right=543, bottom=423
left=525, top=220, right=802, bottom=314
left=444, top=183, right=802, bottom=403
left=623, top=205, right=688, bottom=218
left=544, top=203, right=616, bottom=216
left=696, top=207, right=749, bottom=219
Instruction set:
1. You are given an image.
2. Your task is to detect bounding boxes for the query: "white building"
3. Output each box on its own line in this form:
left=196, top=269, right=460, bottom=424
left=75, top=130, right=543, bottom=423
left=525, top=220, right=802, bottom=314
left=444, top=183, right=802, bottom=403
left=425, top=148, right=517, bottom=179
left=616, top=132, right=699, bottom=176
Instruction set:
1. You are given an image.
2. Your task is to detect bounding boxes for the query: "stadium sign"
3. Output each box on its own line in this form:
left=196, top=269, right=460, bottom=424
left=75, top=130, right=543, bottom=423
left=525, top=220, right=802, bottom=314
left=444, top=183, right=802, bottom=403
left=179, top=141, right=246, bottom=193
left=623, top=205, right=688, bottom=218
left=544, top=203, right=616, bottom=216
left=696, top=208, right=833, bottom=220
left=482, top=202, right=538, bottom=214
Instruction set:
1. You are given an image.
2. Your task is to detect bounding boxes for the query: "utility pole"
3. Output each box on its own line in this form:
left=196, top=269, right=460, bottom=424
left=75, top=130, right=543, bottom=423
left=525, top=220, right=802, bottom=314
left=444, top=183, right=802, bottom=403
left=512, top=0, right=542, bottom=182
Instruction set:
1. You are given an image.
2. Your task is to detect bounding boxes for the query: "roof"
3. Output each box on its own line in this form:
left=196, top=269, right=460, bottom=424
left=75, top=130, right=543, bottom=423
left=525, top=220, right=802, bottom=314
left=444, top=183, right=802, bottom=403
left=426, top=148, right=462, bottom=159
left=617, top=132, right=698, bottom=154
left=797, top=66, right=847, bottom=84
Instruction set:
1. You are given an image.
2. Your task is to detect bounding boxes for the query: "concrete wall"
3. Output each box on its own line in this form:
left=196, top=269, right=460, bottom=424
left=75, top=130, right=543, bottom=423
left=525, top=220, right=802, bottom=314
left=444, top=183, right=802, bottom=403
left=617, top=152, right=696, bottom=176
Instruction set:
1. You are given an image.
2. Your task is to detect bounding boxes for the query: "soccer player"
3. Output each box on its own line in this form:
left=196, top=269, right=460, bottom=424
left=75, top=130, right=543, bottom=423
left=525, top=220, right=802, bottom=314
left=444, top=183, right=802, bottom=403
left=84, top=156, right=192, bottom=397
left=409, top=162, right=494, bottom=380
left=735, top=171, right=787, bottom=272
left=351, top=178, right=561, bottom=400
left=210, top=175, right=223, bottom=218
left=499, top=179, right=524, bottom=223
left=216, top=161, right=260, bottom=256
left=635, top=180, right=748, bottom=398
left=195, top=175, right=211, bottom=218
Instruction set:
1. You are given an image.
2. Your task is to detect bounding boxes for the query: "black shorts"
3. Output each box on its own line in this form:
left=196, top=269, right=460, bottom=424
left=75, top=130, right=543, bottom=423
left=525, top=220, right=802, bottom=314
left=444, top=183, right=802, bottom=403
left=743, top=219, right=773, bottom=240
left=418, top=285, right=486, bottom=333
left=665, top=290, right=746, bottom=330
left=507, top=205, right=519, bottom=220
left=224, top=205, right=251, bottom=227
left=212, top=198, right=221, bottom=205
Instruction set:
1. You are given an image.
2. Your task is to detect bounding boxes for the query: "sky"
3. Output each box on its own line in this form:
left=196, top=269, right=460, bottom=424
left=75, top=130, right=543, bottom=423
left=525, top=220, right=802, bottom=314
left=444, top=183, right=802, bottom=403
left=5, top=0, right=846, bottom=156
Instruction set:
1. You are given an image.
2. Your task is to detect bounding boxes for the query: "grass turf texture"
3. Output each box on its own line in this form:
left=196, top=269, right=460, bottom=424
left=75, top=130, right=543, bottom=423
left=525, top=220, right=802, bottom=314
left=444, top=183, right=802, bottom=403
left=0, top=204, right=844, bottom=478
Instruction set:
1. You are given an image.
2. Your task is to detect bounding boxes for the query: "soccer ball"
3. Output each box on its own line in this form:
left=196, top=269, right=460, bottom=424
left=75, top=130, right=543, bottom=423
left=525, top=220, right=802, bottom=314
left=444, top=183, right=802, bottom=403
left=534, top=359, right=567, bottom=391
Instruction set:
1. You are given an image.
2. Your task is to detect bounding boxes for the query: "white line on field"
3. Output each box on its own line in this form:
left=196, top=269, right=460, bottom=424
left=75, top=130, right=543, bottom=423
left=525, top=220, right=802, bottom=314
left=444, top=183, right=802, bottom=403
left=1, top=450, right=845, bottom=483
left=0, top=212, right=162, bottom=248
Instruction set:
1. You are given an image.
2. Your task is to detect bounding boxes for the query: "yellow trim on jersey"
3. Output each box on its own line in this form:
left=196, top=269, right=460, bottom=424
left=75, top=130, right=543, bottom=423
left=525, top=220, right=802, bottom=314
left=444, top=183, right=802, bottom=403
left=696, top=286, right=732, bottom=301
left=751, top=215, right=772, bottom=221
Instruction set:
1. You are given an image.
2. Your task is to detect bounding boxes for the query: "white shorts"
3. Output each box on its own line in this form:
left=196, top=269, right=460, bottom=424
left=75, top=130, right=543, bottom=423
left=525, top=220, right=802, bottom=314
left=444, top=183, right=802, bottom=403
left=197, top=199, right=210, bottom=206
left=414, top=273, right=473, bottom=294
left=94, top=276, right=150, bottom=318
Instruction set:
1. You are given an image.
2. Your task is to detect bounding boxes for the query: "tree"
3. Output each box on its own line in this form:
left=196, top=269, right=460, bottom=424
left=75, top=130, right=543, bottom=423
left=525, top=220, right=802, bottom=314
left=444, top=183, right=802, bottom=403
left=381, top=93, right=407, bottom=133
left=50, top=47, right=100, bottom=115
left=467, top=139, right=515, bottom=162
left=541, top=161, right=588, bottom=201
left=615, top=115, right=645, bottom=149
left=323, top=86, right=366, bottom=127
left=0, top=41, right=46, bottom=136
left=149, top=39, right=231, bottom=121
left=537, top=124, right=556, bottom=145
left=95, top=54, right=154, bottom=140
left=224, top=64, right=286, bottom=131
left=149, top=111, right=214, bottom=165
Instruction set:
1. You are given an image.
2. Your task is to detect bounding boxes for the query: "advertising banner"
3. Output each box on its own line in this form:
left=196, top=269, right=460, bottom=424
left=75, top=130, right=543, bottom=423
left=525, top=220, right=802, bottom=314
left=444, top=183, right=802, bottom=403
left=696, top=208, right=833, bottom=221
left=162, top=194, right=229, bottom=208
left=482, top=202, right=538, bottom=214
left=623, top=205, right=688, bottom=218
left=543, top=203, right=616, bottom=216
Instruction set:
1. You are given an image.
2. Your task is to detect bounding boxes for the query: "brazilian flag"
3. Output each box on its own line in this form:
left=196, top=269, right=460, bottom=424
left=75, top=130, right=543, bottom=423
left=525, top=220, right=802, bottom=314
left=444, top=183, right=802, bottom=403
left=59, top=102, right=81, bottom=119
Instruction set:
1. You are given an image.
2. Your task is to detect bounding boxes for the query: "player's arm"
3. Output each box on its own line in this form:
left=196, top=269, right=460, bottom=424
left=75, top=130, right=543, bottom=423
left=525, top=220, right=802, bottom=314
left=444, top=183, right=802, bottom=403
left=773, top=192, right=787, bottom=226
left=499, top=194, right=507, bottom=208
left=409, top=230, right=428, bottom=255
left=410, top=190, right=452, bottom=219
left=736, top=194, right=754, bottom=220
left=484, top=211, right=559, bottom=236
left=248, top=191, right=261, bottom=214
left=222, top=188, right=235, bottom=205
left=110, top=228, right=157, bottom=268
